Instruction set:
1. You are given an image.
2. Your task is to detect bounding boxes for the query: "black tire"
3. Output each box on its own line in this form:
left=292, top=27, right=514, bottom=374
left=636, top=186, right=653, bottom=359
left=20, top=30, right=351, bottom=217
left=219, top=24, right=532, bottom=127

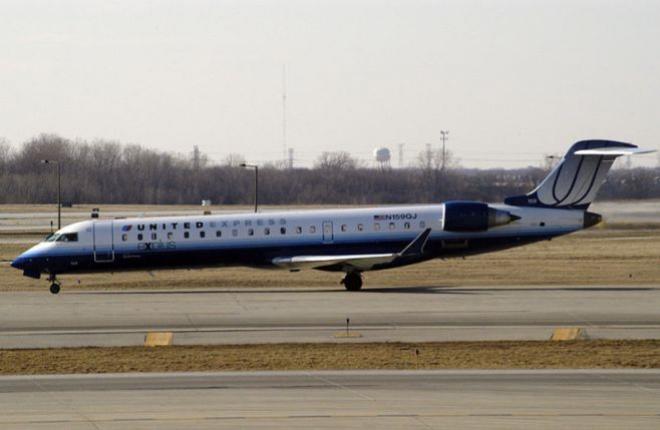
left=49, top=283, right=60, bottom=294
left=343, top=273, right=363, bottom=291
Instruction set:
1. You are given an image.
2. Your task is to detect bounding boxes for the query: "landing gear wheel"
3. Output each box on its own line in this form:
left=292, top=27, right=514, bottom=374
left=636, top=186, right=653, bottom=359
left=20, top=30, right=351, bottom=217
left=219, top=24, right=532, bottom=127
left=343, top=272, right=363, bottom=291
left=49, top=283, right=60, bottom=295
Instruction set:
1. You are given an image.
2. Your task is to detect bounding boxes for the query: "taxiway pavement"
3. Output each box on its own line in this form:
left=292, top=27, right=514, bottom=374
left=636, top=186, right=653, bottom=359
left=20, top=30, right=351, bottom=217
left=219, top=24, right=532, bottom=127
left=1, top=285, right=658, bottom=347
left=1, top=370, right=659, bottom=429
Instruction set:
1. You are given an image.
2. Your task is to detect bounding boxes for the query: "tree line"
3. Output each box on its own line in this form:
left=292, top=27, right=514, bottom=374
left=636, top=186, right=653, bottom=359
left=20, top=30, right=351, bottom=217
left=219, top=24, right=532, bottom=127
left=0, top=134, right=657, bottom=205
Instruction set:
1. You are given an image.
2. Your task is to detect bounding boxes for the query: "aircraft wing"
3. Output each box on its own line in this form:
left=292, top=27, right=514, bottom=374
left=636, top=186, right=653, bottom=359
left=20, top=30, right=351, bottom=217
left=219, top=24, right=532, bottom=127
left=272, top=228, right=432, bottom=271
left=272, top=253, right=399, bottom=271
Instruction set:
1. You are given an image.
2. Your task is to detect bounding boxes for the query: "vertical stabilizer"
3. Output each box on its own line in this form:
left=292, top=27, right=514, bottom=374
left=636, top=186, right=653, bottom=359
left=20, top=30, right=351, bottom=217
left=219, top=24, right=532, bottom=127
left=505, top=140, right=654, bottom=210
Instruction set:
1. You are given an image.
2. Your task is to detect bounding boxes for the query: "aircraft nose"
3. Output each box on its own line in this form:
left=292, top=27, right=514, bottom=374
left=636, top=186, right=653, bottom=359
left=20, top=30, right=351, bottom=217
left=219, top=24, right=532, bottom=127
left=10, top=257, right=24, bottom=270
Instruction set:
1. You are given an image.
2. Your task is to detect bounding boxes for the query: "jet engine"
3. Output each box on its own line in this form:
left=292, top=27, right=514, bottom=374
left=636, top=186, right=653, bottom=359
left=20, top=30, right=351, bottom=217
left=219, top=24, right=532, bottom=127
left=443, top=201, right=520, bottom=232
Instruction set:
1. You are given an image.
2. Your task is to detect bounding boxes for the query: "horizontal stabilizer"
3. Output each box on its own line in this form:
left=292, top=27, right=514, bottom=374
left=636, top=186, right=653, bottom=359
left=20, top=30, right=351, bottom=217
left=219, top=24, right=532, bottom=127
left=574, top=147, right=656, bottom=156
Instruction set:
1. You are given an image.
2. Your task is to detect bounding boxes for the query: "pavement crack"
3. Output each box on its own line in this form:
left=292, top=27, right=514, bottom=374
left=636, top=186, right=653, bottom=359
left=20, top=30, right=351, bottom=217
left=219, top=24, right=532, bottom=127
left=305, top=372, right=375, bottom=401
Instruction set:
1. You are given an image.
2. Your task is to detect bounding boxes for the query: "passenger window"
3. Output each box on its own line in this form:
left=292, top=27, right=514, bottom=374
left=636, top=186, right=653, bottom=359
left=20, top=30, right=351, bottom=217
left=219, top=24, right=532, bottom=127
left=248, top=228, right=254, bottom=236
left=357, top=224, right=364, bottom=231
left=200, top=231, right=206, bottom=238
left=404, top=222, right=411, bottom=230
left=389, top=222, right=395, bottom=230
left=184, top=232, right=190, bottom=239
left=167, top=232, right=174, bottom=240
left=264, top=227, right=270, bottom=235
left=374, top=223, right=381, bottom=231
left=216, top=230, right=222, bottom=238
left=138, top=233, right=143, bottom=241
left=341, top=224, right=348, bottom=232
left=296, top=226, right=302, bottom=234
left=309, top=225, right=316, bottom=234
left=151, top=233, right=157, bottom=240
left=232, top=229, right=238, bottom=237
left=280, top=227, right=286, bottom=235
left=122, top=234, right=128, bottom=242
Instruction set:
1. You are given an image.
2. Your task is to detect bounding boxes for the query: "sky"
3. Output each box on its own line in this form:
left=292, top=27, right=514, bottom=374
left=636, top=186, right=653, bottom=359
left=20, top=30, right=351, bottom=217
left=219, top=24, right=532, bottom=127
left=1, top=0, right=659, bottom=168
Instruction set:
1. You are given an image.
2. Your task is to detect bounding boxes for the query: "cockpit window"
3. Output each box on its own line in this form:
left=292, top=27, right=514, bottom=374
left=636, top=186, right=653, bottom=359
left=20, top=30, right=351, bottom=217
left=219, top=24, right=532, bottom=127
left=45, top=233, right=78, bottom=242
left=57, top=233, right=78, bottom=242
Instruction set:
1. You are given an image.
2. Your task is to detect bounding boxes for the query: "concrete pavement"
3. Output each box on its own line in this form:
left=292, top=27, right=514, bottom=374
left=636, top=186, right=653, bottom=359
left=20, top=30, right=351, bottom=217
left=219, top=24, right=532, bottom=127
left=0, top=284, right=659, bottom=347
left=1, top=370, right=659, bottom=429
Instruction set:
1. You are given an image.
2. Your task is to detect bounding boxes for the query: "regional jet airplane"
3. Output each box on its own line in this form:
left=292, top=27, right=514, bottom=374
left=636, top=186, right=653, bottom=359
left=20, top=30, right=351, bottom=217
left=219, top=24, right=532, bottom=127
left=11, top=140, right=655, bottom=294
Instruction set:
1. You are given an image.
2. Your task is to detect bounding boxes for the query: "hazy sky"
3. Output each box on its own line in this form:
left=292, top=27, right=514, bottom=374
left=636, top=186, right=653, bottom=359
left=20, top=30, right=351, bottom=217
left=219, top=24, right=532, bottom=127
left=1, top=0, right=659, bottom=168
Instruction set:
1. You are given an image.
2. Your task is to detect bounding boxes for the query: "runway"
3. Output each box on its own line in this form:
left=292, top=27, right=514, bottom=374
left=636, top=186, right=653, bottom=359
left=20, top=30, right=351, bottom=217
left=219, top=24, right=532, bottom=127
left=1, top=284, right=659, bottom=348
left=1, top=370, right=659, bottom=429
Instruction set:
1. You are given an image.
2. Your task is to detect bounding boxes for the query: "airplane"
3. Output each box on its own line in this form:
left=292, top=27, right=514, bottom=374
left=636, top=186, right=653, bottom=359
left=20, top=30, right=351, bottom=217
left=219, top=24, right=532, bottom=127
left=11, top=140, right=656, bottom=294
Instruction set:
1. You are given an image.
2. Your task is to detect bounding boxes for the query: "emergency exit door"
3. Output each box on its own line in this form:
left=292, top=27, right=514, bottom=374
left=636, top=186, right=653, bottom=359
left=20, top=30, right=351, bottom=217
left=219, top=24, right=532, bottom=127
left=93, top=221, right=115, bottom=263
left=322, top=221, right=333, bottom=243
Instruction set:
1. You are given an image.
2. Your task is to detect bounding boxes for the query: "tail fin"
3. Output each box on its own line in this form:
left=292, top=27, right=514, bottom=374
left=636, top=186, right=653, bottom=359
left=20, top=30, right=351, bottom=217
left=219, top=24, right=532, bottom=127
left=505, top=140, right=655, bottom=210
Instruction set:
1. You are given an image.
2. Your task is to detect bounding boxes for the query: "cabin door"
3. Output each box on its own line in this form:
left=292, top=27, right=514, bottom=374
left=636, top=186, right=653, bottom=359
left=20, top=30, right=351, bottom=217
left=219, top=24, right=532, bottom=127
left=322, top=221, right=334, bottom=244
left=93, top=221, right=115, bottom=263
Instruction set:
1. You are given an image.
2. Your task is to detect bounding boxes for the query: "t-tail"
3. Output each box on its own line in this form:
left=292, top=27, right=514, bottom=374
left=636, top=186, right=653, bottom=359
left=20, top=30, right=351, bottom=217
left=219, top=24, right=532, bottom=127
left=504, top=140, right=656, bottom=211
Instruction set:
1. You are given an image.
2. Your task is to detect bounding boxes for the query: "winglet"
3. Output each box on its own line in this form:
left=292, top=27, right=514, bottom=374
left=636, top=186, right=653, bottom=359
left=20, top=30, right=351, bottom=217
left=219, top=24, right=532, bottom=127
left=399, top=228, right=432, bottom=257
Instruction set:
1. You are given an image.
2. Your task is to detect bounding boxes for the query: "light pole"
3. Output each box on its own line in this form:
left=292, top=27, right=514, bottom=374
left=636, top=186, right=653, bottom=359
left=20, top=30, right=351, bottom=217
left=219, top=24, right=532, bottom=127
left=41, top=159, right=61, bottom=230
left=440, top=130, right=449, bottom=171
left=240, top=163, right=259, bottom=213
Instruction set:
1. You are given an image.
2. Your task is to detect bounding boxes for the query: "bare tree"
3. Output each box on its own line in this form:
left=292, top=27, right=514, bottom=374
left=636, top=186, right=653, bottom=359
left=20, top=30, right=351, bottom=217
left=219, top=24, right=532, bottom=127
left=222, top=153, right=246, bottom=167
left=417, top=147, right=458, bottom=171
left=0, top=133, right=656, bottom=205
left=315, top=151, right=358, bottom=170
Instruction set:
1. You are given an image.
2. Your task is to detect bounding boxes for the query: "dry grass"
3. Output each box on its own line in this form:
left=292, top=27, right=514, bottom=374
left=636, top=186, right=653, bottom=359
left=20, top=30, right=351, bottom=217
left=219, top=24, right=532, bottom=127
left=1, top=340, right=659, bottom=375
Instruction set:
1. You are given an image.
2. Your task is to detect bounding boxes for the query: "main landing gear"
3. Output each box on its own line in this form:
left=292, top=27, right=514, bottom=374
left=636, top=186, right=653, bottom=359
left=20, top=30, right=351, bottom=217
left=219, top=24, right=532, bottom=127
left=48, top=274, right=61, bottom=295
left=342, top=272, right=363, bottom=291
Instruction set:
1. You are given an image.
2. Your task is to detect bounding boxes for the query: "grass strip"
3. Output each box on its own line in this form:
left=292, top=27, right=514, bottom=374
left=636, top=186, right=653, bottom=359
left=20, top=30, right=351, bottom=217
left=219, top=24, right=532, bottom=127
left=1, top=340, right=659, bottom=375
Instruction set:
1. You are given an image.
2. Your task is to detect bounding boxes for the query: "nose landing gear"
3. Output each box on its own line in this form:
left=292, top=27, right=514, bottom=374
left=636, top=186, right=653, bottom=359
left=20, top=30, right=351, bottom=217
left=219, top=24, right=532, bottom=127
left=48, top=274, right=61, bottom=295
left=342, top=272, right=363, bottom=291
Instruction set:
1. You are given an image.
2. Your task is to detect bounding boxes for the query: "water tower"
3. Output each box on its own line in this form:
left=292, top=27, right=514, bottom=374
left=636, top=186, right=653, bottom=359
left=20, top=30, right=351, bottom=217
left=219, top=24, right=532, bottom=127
left=374, top=147, right=391, bottom=169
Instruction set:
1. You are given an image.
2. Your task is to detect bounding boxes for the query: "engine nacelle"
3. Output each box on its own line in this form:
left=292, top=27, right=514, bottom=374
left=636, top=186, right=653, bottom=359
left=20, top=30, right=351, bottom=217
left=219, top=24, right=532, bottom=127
left=443, top=201, right=519, bottom=232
